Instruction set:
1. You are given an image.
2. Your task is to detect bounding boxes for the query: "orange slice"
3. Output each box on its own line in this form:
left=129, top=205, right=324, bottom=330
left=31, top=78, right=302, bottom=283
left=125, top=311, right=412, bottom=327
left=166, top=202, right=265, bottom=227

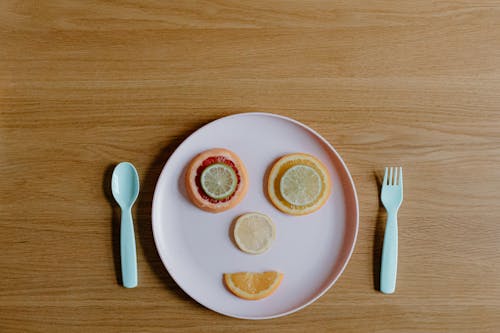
left=223, top=271, right=283, bottom=300
left=267, top=153, right=331, bottom=215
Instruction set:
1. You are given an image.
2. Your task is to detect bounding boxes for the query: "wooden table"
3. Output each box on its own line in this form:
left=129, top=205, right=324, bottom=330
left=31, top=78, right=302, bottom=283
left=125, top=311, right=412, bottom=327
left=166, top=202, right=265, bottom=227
left=2, top=1, right=500, bottom=332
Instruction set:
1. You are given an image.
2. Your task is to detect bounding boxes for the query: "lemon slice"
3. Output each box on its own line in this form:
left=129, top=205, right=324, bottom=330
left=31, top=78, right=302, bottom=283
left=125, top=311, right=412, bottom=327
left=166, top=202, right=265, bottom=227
left=280, top=165, right=322, bottom=206
left=200, top=163, right=237, bottom=200
left=267, top=153, right=331, bottom=215
left=234, top=212, right=275, bottom=254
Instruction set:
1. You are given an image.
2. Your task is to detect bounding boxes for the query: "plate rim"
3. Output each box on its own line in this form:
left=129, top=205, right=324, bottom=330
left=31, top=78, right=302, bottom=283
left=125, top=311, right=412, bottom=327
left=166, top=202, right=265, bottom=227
left=151, top=112, right=359, bottom=320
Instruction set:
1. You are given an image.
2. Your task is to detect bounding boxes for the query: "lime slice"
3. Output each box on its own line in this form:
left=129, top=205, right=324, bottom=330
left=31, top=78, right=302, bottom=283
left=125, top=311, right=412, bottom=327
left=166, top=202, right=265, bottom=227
left=279, top=164, right=322, bottom=206
left=234, top=213, right=275, bottom=255
left=200, top=163, right=238, bottom=200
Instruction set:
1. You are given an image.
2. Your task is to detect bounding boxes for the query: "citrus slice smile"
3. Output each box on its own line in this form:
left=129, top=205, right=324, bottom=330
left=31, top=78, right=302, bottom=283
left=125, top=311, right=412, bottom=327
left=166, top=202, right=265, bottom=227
left=223, top=271, right=283, bottom=300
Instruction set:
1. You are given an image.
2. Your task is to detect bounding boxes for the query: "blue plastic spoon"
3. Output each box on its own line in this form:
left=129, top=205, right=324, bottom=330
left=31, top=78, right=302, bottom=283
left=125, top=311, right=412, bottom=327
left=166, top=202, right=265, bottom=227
left=111, top=162, right=139, bottom=288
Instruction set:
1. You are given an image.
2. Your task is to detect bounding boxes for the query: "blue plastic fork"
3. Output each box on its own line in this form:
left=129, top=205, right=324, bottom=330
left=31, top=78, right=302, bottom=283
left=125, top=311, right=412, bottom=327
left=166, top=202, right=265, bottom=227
left=380, top=167, right=403, bottom=294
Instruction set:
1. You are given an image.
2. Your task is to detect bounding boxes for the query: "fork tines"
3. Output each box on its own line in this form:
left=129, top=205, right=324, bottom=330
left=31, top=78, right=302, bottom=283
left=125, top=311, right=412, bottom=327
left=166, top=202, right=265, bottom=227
left=383, top=167, right=403, bottom=186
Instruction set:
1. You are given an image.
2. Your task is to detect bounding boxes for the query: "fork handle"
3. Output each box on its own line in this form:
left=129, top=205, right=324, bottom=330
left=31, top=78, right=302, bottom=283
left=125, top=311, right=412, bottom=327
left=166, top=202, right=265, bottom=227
left=380, top=212, right=398, bottom=294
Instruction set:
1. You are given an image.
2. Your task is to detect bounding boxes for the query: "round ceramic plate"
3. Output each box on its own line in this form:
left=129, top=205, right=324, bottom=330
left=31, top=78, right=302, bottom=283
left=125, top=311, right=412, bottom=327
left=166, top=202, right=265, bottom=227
left=152, top=113, right=359, bottom=319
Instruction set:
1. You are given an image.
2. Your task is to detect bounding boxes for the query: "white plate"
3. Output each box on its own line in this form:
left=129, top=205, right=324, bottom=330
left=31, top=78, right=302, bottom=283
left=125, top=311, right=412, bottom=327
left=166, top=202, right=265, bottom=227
left=152, top=113, right=359, bottom=319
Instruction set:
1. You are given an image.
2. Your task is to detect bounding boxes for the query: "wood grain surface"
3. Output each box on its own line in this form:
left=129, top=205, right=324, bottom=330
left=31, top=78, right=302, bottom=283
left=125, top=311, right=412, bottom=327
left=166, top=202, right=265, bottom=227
left=1, top=1, right=500, bottom=332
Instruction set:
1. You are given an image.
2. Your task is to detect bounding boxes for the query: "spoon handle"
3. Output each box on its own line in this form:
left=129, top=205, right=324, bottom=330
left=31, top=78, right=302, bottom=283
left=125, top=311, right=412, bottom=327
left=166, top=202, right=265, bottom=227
left=120, top=208, right=137, bottom=288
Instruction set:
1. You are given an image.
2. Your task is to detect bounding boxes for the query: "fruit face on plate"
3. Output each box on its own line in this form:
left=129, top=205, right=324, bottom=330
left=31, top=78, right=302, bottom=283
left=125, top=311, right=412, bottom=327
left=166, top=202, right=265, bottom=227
left=184, top=149, right=332, bottom=301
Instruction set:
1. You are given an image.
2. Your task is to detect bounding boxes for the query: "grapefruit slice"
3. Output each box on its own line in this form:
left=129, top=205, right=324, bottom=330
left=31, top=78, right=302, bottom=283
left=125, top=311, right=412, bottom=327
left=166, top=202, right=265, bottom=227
left=185, top=148, right=248, bottom=213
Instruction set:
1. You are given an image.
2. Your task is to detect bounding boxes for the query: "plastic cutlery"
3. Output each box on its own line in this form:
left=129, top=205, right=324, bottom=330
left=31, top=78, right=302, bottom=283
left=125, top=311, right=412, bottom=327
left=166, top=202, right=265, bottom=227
left=380, top=167, right=403, bottom=294
left=111, top=162, right=139, bottom=288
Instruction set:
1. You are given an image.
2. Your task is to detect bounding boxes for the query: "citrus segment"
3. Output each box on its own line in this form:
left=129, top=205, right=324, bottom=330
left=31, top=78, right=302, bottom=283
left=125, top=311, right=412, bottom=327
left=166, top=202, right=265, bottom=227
left=223, top=271, right=283, bottom=300
left=234, top=212, right=275, bottom=254
left=200, top=163, right=238, bottom=200
left=267, top=153, right=331, bottom=215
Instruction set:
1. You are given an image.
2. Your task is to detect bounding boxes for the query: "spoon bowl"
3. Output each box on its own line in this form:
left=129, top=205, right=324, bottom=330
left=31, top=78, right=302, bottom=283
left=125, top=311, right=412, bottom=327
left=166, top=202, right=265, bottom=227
left=112, top=162, right=139, bottom=209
